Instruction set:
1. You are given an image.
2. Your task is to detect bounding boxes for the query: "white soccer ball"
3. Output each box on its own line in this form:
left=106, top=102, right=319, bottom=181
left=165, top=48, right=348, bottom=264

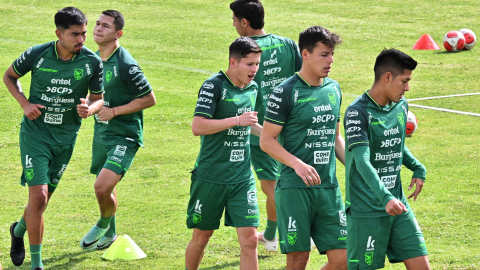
left=459, top=28, right=476, bottom=50
left=406, top=111, right=417, bottom=137
left=443, top=31, right=465, bottom=52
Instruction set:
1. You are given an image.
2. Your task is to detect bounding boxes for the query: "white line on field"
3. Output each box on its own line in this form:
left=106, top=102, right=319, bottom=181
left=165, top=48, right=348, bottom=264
left=409, top=104, right=480, bottom=117
left=136, top=60, right=215, bottom=75
left=408, top=93, right=480, bottom=101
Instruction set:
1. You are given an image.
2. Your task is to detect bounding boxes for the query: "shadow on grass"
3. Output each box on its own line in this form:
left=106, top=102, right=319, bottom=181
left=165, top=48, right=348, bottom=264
left=3, top=250, right=89, bottom=270
left=201, top=255, right=285, bottom=270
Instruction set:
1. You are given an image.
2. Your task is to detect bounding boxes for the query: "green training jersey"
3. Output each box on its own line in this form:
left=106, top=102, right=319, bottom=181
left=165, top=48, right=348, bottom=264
left=344, top=91, right=409, bottom=217
left=250, top=34, right=302, bottom=145
left=13, top=41, right=103, bottom=145
left=264, top=74, right=342, bottom=189
left=193, top=71, right=257, bottom=184
left=93, top=46, right=152, bottom=148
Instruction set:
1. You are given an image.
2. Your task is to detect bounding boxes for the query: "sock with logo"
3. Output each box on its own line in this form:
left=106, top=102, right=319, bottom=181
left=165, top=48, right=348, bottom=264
left=263, top=220, right=277, bottom=241
left=96, top=215, right=112, bottom=229
left=104, top=215, right=116, bottom=237
left=30, top=244, right=43, bottom=270
left=14, top=217, right=27, bottom=238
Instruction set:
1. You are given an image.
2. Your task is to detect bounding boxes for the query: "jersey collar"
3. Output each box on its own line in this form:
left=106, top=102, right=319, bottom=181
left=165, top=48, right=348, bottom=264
left=365, top=90, right=395, bottom=110
left=221, top=70, right=253, bottom=89
left=54, top=40, right=77, bottom=61
left=296, top=73, right=326, bottom=88
left=105, top=46, right=121, bottom=62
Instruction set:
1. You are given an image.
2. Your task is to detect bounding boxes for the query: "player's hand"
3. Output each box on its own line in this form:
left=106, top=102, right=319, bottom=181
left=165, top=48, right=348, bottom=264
left=97, top=106, right=115, bottom=121
left=408, top=178, right=425, bottom=202
left=77, top=98, right=90, bottom=118
left=385, top=199, right=407, bottom=216
left=22, top=103, right=45, bottom=120
left=292, top=159, right=321, bottom=186
left=238, top=111, right=258, bottom=126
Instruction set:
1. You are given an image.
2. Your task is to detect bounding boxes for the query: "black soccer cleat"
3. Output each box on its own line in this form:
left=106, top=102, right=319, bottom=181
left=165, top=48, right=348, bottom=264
left=33, top=268, right=44, bottom=270
left=10, top=221, right=25, bottom=266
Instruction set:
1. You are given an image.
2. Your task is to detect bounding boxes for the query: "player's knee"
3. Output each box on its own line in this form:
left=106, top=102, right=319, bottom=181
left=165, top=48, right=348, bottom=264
left=192, top=230, right=213, bottom=247
left=94, top=183, right=112, bottom=199
left=28, top=190, right=48, bottom=210
left=239, top=232, right=258, bottom=251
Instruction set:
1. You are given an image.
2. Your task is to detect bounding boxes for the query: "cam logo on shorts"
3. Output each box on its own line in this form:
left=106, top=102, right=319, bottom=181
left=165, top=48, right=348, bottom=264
left=114, top=145, right=127, bottom=156
left=26, top=169, right=34, bottom=181
left=339, top=210, right=347, bottom=227
left=328, top=92, right=336, bottom=105
left=247, top=190, right=257, bottom=206
left=74, top=68, right=84, bottom=80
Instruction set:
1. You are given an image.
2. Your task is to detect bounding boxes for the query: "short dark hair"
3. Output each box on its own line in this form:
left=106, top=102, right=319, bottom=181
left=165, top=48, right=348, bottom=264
left=54, top=7, right=88, bottom=30
left=374, top=49, right=418, bottom=82
left=230, top=0, right=264, bottom=30
left=102, top=10, right=125, bottom=31
left=229, top=36, right=262, bottom=61
left=298, top=26, right=341, bottom=53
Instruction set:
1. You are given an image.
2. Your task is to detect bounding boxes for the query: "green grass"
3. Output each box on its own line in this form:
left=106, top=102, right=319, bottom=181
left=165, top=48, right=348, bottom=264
left=1, top=0, right=480, bottom=269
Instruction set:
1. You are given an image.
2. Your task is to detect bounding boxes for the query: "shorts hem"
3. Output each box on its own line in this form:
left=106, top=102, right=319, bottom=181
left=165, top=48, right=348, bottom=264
left=389, top=252, right=429, bottom=263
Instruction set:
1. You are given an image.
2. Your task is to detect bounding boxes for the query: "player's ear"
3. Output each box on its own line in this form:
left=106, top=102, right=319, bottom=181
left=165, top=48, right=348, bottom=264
left=384, top=72, right=393, bottom=82
left=241, top=18, right=249, bottom=28
left=55, top=29, right=63, bottom=40
left=229, top=57, right=237, bottom=68
left=301, top=49, right=309, bottom=60
left=115, top=30, right=123, bottom=40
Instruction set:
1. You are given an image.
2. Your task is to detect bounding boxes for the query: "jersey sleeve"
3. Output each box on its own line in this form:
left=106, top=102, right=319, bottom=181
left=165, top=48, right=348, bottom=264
left=402, top=145, right=426, bottom=181
left=89, top=56, right=104, bottom=95
left=121, top=64, right=152, bottom=98
left=344, top=106, right=369, bottom=151
left=337, top=82, right=342, bottom=122
left=193, top=80, right=221, bottom=119
left=12, top=44, right=48, bottom=77
left=264, top=86, right=291, bottom=126
left=290, top=40, right=302, bottom=72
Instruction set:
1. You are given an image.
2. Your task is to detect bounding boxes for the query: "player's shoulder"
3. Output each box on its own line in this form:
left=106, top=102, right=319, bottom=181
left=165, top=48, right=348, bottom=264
left=80, top=46, right=102, bottom=65
left=324, top=77, right=340, bottom=88
left=346, top=93, right=369, bottom=114
left=29, top=41, right=55, bottom=53
left=273, top=74, right=300, bottom=95
left=116, top=46, right=138, bottom=65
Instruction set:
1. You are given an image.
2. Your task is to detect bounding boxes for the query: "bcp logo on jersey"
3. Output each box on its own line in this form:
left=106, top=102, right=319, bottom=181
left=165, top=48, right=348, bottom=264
left=229, top=149, right=244, bottom=162
left=114, top=145, right=127, bottom=156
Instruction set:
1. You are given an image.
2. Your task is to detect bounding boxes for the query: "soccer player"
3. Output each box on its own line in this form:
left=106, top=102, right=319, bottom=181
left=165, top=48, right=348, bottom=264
left=230, top=0, right=302, bottom=252
left=185, top=36, right=262, bottom=270
left=260, top=26, right=347, bottom=270
left=79, top=10, right=156, bottom=250
left=343, top=49, right=430, bottom=269
left=3, top=7, right=103, bottom=270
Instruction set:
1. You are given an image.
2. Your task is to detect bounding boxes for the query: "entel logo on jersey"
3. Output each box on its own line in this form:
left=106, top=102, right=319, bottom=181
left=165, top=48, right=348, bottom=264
left=51, top=78, right=71, bottom=85
left=129, top=66, right=139, bottom=74
left=347, top=110, right=358, bottom=117
left=384, top=126, right=400, bottom=136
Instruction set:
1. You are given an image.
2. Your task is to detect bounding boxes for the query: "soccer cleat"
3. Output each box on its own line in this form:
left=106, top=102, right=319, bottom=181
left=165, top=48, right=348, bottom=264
left=96, top=234, right=117, bottom=250
left=33, top=267, right=44, bottom=270
left=80, top=225, right=109, bottom=250
left=257, top=231, right=278, bottom=252
left=10, top=222, right=25, bottom=266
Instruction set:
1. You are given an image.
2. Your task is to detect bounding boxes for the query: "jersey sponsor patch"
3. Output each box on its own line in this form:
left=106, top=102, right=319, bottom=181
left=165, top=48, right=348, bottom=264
left=380, top=175, right=397, bottom=189
left=113, top=145, right=127, bottom=156
left=44, top=113, right=63, bottom=124
left=229, top=149, right=244, bottom=162
left=314, top=150, right=330, bottom=164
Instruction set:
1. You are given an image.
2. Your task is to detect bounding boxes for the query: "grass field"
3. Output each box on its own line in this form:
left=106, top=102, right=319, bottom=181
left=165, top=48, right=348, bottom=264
left=1, top=0, right=480, bottom=269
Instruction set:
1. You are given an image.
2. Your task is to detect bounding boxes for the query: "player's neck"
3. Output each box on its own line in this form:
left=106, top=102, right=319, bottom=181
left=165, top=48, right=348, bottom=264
left=97, top=40, right=120, bottom=61
left=225, top=69, right=247, bottom=88
left=247, top=28, right=267, bottom=37
left=298, top=69, right=324, bottom=87
left=368, top=85, right=390, bottom=106
left=55, top=42, right=76, bottom=61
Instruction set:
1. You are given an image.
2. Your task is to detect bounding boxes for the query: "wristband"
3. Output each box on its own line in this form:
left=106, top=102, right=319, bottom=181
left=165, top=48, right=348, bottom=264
left=112, top=108, right=116, bottom=117
left=236, top=115, right=239, bottom=126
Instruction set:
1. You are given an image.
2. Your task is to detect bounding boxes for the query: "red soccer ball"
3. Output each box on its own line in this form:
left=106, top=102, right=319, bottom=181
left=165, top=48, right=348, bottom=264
left=443, top=31, right=465, bottom=52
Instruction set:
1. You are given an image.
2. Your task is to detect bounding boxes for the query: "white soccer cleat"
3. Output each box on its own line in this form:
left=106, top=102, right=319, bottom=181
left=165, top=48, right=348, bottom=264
left=96, top=234, right=117, bottom=250
left=258, top=231, right=278, bottom=252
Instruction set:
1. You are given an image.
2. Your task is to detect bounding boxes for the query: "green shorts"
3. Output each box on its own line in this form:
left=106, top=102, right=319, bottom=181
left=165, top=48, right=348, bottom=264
left=186, top=176, right=260, bottom=230
left=347, top=209, right=428, bottom=269
left=19, top=132, right=75, bottom=193
left=250, top=144, right=278, bottom=180
left=276, top=186, right=347, bottom=254
left=90, top=140, right=138, bottom=176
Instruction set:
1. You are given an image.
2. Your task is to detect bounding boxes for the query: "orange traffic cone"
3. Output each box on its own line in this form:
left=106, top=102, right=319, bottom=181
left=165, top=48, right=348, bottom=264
left=412, top=34, right=440, bottom=50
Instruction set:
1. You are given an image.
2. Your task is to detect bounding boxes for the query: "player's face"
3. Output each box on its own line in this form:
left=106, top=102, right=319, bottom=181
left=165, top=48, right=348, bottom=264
left=304, top=42, right=335, bottom=79
left=386, top=69, right=412, bottom=103
left=94, top=14, right=120, bottom=44
left=57, top=24, right=87, bottom=54
left=232, top=14, right=247, bottom=36
left=232, top=52, right=261, bottom=87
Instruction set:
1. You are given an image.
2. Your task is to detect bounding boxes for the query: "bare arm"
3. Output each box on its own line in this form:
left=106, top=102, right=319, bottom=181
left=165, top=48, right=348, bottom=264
left=260, top=121, right=320, bottom=186
left=335, top=122, right=346, bottom=166
left=192, top=111, right=258, bottom=136
left=3, top=65, right=44, bottom=120
left=97, top=92, right=156, bottom=121
left=250, top=123, right=262, bottom=137
left=78, top=93, right=104, bottom=118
